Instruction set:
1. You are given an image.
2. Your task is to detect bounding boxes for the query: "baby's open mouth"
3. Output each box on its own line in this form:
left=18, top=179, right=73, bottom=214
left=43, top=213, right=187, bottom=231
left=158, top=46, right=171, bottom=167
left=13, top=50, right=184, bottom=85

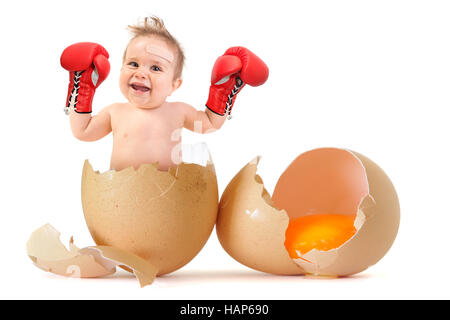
left=130, top=83, right=150, bottom=93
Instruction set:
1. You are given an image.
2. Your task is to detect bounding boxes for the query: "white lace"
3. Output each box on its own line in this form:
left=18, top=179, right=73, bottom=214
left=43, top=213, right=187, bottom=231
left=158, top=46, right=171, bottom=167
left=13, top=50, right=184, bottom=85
left=64, top=71, right=83, bottom=115
left=224, top=77, right=243, bottom=119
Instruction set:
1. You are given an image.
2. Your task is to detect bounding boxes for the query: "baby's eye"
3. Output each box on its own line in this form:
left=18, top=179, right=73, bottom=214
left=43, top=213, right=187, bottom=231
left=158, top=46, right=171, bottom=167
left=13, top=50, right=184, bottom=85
left=151, top=65, right=162, bottom=72
left=128, top=61, right=139, bottom=68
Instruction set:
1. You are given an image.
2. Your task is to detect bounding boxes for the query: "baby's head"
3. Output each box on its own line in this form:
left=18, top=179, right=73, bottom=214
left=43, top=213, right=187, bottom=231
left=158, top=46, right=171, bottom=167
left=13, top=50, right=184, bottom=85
left=120, top=17, right=185, bottom=109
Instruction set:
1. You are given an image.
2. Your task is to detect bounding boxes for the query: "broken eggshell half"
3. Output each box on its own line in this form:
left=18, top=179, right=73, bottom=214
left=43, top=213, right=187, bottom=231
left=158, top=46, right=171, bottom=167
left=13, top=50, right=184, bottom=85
left=216, top=148, right=400, bottom=277
left=26, top=224, right=158, bottom=287
left=81, top=143, right=218, bottom=276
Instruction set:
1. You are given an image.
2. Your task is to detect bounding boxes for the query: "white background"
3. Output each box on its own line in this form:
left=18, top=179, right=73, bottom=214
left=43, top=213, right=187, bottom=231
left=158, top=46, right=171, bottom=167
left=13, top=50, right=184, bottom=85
left=0, top=0, right=449, bottom=299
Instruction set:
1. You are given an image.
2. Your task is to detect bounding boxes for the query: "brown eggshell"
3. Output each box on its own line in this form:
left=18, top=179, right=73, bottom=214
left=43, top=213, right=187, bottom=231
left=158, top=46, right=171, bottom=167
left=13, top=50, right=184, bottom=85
left=26, top=224, right=114, bottom=278
left=217, top=148, right=400, bottom=277
left=216, top=157, right=304, bottom=275
left=81, top=158, right=218, bottom=276
left=26, top=224, right=158, bottom=287
left=273, top=148, right=400, bottom=276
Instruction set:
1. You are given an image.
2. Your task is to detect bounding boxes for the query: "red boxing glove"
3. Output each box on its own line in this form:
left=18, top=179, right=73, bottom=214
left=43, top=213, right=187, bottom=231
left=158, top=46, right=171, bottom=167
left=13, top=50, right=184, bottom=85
left=205, top=46, right=269, bottom=117
left=60, top=42, right=110, bottom=114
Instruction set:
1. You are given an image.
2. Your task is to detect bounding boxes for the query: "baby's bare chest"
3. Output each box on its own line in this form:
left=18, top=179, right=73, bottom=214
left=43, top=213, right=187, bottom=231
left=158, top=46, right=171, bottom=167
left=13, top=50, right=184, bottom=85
left=112, top=109, right=183, bottom=141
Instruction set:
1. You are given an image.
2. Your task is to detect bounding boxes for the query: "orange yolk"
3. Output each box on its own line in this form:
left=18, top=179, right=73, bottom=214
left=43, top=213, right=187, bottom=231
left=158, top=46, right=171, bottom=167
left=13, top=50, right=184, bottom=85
left=285, top=214, right=357, bottom=259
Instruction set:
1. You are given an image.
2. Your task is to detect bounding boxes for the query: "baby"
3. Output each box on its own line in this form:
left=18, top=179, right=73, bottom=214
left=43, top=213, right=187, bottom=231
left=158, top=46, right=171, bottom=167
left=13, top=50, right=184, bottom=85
left=61, top=17, right=268, bottom=171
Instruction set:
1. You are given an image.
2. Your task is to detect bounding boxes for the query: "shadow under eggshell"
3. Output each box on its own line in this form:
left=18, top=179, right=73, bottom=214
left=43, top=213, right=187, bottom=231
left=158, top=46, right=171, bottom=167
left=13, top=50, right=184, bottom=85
left=81, top=160, right=218, bottom=276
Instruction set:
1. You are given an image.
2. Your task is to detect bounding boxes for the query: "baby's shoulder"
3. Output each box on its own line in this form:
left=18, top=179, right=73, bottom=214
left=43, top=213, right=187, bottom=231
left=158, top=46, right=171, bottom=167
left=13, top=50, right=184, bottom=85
left=106, top=102, right=130, bottom=116
left=167, top=101, right=190, bottom=114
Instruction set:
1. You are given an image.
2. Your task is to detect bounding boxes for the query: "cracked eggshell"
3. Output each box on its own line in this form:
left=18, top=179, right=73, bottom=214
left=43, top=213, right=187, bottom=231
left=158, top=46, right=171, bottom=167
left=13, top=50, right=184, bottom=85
left=216, top=157, right=304, bottom=275
left=26, top=224, right=114, bottom=278
left=26, top=224, right=158, bottom=287
left=81, top=154, right=218, bottom=276
left=217, top=148, right=400, bottom=277
left=273, top=148, right=400, bottom=276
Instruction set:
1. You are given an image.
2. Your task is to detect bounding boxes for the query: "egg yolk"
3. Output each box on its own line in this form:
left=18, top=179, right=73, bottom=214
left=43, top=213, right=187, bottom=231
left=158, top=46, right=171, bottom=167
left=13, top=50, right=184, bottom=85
left=285, top=214, right=356, bottom=259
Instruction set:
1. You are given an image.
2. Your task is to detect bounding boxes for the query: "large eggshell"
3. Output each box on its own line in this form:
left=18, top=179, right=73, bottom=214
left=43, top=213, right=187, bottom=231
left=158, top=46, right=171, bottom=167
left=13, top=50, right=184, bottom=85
left=272, top=148, right=400, bottom=276
left=81, top=158, right=218, bottom=276
left=217, top=157, right=304, bottom=275
left=217, top=148, right=400, bottom=277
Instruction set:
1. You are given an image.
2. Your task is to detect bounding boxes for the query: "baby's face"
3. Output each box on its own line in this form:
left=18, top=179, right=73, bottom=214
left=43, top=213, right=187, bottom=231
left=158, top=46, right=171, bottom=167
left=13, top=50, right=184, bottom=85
left=120, top=36, right=181, bottom=109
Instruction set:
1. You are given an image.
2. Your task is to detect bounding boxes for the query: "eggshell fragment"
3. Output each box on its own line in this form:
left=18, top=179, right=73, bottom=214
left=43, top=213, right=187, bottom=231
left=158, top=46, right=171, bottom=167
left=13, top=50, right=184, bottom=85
left=217, top=148, right=400, bottom=277
left=217, top=157, right=304, bottom=275
left=79, top=246, right=158, bottom=287
left=81, top=145, right=218, bottom=276
left=26, top=224, right=158, bottom=287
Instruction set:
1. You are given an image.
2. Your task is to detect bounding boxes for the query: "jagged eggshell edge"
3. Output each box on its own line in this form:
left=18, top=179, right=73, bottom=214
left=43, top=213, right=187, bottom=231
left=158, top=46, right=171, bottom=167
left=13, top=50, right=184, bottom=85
left=292, top=150, right=401, bottom=276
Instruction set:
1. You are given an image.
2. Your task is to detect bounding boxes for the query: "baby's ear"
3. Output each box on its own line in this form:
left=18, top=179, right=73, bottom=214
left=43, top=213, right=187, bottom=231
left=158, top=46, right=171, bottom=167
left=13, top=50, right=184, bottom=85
left=170, top=78, right=183, bottom=95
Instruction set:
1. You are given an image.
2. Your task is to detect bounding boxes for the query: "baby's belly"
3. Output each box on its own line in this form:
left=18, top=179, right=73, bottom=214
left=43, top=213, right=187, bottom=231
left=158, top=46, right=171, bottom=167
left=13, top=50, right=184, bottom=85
left=110, top=139, right=182, bottom=171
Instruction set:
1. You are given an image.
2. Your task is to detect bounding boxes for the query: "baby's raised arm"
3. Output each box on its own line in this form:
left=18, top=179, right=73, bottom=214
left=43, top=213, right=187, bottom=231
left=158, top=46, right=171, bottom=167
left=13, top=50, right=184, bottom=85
left=70, top=106, right=112, bottom=141
left=182, top=103, right=226, bottom=134
left=183, top=47, right=269, bottom=134
left=61, top=42, right=111, bottom=141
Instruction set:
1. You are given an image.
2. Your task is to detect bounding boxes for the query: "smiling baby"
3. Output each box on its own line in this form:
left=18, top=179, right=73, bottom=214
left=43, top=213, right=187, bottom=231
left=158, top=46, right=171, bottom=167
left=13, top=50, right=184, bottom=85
left=61, top=17, right=268, bottom=171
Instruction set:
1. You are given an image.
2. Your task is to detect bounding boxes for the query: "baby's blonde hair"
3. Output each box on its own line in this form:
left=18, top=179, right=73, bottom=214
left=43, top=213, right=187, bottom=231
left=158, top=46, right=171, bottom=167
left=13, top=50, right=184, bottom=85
left=124, top=16, right=185, bottom=79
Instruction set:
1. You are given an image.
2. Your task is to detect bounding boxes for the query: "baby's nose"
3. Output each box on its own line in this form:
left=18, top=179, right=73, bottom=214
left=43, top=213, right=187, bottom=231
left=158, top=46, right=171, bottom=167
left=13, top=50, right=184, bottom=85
left=135, top=68, right=149, bottom=79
